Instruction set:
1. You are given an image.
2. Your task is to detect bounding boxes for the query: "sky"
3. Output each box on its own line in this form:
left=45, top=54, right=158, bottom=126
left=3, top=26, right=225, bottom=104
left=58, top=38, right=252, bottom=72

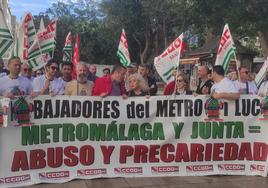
left=9, top=0, right=55, bottom=20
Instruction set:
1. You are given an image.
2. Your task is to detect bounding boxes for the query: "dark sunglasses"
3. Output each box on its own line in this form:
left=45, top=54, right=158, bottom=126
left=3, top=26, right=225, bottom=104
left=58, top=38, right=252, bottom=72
left=241, top=71, right=249, bottom=74
left=23, top=68, right=32, bottom=72
left=50, top=66, right=59, bottom=71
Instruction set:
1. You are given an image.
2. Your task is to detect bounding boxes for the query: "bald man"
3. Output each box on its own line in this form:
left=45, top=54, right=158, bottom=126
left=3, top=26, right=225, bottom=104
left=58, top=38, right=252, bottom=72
left=196, top=65, right=213, bottom=95
left=65, top=63, right=93, bottom=96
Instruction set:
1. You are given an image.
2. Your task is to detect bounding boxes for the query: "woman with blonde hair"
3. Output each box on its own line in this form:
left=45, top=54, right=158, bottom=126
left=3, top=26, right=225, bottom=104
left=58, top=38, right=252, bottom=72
left=174, top=74, right=192, bottom=95
left=127, top=73, right=149, bottom=97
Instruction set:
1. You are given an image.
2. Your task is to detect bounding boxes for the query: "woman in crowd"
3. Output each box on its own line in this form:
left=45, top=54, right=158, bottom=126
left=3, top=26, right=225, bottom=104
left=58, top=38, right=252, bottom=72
left=174, top=74, right=192, bottom=95
left=127, top=73, right=149, bottom=97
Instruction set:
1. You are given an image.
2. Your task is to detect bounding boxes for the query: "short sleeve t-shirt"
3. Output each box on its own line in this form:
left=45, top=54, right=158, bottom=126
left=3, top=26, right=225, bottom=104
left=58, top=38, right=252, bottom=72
left=109, top=81, right=121, bottom=96
left=33, top=75, right=64, bottom=95
left=0, top=75, right=31, bottom=95
left=211, top=77, right=238, bottom=94
left=233, top=80, right=258, bottom=94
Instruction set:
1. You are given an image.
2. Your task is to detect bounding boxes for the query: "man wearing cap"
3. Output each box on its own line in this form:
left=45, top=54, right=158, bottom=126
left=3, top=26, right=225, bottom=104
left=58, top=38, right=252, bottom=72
left=0, top=57, right=31, bottom=98
left=139, top=64, right=158, bottom=95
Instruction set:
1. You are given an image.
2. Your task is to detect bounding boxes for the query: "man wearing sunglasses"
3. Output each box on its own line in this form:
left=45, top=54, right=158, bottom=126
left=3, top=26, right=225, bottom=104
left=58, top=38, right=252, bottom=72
left=33, top=59, right=64, bottom=96
left=233, top=66, right=258, bottom=94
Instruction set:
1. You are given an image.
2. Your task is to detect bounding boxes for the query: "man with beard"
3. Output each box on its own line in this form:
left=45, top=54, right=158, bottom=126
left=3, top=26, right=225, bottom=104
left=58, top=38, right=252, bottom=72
left=65, top=63, right=93, bottom=96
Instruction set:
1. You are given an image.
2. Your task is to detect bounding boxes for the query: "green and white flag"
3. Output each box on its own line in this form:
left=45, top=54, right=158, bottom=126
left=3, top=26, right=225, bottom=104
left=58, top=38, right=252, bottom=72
left=27, top=19, right=56, bottom=70
left=15, top=12, right=37, bottom=62
left=154, top=33, right=184, bottom=83
left=117, top=29, right=131, bottom=67
left=62, top=32, right=72, bottom=62
left=215, top=24, right=236, bottom=73
left=0, top=8, right=13, bottom=57
left=255, top=58, right=268, bottom=88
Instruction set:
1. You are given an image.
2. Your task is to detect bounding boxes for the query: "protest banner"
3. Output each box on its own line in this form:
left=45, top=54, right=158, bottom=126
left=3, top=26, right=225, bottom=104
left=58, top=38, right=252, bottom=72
left=0, top=95, right=268, bottom=187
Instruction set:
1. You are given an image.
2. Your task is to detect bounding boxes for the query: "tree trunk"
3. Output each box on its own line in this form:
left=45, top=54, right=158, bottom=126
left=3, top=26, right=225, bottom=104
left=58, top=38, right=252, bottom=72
left=258, top=31, right=268, bottom=58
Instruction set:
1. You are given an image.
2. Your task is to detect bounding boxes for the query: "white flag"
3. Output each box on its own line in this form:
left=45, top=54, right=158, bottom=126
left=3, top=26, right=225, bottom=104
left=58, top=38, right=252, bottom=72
left=255, top=58, right=268, bottom=88
left=154, top=33, right=184, bottom=83
left=215, top=24, right=236, bottom=73
left=0, top=8, right=13, bottom=57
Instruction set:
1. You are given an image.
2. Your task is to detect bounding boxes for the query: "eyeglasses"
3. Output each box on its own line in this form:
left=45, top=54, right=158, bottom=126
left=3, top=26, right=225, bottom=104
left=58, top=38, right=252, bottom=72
left=23, top=68, right=32, bottom=72
left=50, top=66, right=58, bottom=71
left=177, top=79, right=185, bottom=83
left=241, top=71, right=249, bottom=74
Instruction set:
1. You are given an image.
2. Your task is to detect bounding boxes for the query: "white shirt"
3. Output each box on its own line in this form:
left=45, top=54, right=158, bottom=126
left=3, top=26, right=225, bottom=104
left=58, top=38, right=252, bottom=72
left=233, top=80, right=258, bottom=94
left=258, top=80, right=268, bottom=96
left=0, top=75, right=32, bottom=95
left=33, top=75, right=64, bottom=95
left=211, top=77, right=238, bottom=93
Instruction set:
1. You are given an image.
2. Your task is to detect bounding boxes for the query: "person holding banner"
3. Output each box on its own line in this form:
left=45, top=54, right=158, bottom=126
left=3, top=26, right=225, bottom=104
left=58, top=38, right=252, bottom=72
left=210, top=65, right=240, bottom=100
left=65, top=63, right=93, bottom=96
left=173, top=74, right=192, bottom=95
left=258, top=67, right=268, bottom=97
left=195, top=65, right=213, bottom=95
left=127, top=73, right=149, bottom=97
left=92, top=64, right=127, bottom=97
left=0, top=57, right=31, bottom=98
left=233, top=66, right=258, bottom=94
left=32, top=59, right=64, bottom=96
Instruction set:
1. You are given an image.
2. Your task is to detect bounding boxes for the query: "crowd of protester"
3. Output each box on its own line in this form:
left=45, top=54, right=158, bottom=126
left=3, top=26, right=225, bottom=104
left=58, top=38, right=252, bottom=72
left=0, top=56, right=268, bottom=99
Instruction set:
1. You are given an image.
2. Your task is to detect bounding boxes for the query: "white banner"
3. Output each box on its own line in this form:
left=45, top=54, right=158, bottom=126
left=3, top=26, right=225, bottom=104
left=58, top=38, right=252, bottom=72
left=154, top=33, right=183, bottom=83
left=0, top=95, right=268, bottom=187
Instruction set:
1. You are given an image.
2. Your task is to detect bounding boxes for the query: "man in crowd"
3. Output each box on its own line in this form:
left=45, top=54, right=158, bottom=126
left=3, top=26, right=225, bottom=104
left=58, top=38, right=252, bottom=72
left=0, top=57, right=31, bottom=98
left=139, top=64, right=158, bottom=95
left=33, top=59, right=64, bottom=96
left=20, top=63, right=34, bottom=82
left=0, top=58, right=9, bottom=77
left=92, top=64, right=127, bottom=97
left=210, top=65, right=240, bottom=100
left=233, top=66, right=258, bottom=94
left=59, top=62, right=73, bottom=87
left=65, top=63, right=93, bottom=96
left=102, top=67, right=110, bottom=76
left=196, top=65, right=213, bottom=94
left=88, top=64, right=98, bottom=82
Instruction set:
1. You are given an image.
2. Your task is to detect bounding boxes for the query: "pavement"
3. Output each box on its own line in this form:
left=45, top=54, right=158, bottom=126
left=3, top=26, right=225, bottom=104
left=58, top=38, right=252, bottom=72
left=23, top=176, right=268, bottom=188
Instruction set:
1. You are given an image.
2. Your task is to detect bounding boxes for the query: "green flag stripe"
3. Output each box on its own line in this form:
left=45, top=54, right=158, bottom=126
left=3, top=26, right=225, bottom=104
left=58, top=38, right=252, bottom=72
left=28, top=42, right=55, bottom=57
left=63, top=47, right=72, bottom=50
left=28, top=47, right=54, bottom=59
left=28, top=32, right=36, bottom=38
left=0, top=40, right=13, bottom=57
left=222, top=48, right=235, bottom=71
left=28, top=26, right=34, bottom=31
left=0, top=28, right=10, bottom=32
left=117, top=50, right=130, bottom=66
left=166, top=73, right=173, bottom=81
left=163, top=66, right=175, bottom=76
left=0, top=34, right=12, bottom=39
